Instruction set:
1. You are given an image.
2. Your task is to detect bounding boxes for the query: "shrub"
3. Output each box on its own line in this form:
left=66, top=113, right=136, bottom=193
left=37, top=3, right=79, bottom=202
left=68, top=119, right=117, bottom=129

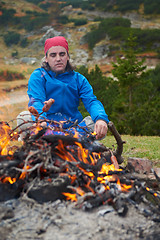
left=20, top=38, right=29, bottom=48
left=0, top=70, right=25, bottom=81
left=72, top=18, right=88, bottom=26
left=58, top=15, right=69, bottom=24
left=11, top=50, right=18, bottom=58
left=84, top=17, right=131, bottom=49
left=0, top=8, right=16, bottom=26
left=3, top=31, right=20, bottom=46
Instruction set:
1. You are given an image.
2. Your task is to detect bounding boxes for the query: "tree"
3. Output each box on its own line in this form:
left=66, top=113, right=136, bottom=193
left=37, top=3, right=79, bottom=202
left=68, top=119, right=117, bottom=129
left=110, top=32, right=153, bottom=134
left=112, top=33, right=147, bottom=111
left=110, top=33, right=160, bottom=135
left=76, top=65, right=110, bottom=117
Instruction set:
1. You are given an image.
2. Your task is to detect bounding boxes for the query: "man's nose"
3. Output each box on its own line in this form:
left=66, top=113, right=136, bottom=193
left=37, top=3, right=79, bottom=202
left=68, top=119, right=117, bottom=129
left=56, top=54, right=61, bottom=61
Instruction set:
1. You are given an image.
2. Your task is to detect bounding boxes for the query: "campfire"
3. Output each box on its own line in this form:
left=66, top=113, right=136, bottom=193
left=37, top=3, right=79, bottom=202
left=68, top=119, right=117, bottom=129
left=0, top=115, right=160, bottom=221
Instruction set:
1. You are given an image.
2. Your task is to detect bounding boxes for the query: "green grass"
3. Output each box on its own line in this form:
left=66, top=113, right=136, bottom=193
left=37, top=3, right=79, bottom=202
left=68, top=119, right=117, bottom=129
left=102, top=135, right=160, bottom=167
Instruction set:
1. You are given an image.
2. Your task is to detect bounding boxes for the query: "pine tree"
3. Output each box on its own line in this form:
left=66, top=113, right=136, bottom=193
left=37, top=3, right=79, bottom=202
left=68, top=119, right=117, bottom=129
left=110, top=32, right=153, bottom=134
left=112, top=33, right=147, bottom=111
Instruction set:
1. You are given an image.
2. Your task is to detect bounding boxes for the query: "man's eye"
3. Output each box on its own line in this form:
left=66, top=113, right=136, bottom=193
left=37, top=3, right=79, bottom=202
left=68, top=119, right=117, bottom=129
left=60, top=52, right=65, bottom=56
left=50, top=53, right=56, bottom=57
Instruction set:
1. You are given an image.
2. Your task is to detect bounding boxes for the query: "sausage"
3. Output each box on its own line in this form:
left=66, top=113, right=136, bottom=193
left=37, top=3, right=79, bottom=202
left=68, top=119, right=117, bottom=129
left=28, top=106, right=39, bottom=116
left=42, top=98, right=55, bottom=112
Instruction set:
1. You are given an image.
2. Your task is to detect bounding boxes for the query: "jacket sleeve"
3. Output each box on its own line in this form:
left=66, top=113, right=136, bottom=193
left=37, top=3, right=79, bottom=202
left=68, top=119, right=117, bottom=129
left=27, top=68, right=47, bottom=121
left=77, top=73, right=109, bottom=123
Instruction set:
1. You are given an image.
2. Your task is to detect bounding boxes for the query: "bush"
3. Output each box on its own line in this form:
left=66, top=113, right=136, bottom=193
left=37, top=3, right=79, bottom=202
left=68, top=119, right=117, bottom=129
left=0, top=8, right=16, bottom=26
left=3, top=31, right=20, bottom=46
left=0, top=70, right=25, bottom=81
left=84, top=17, right=131, bottom=49
left=72, top=18, right=88, bottom=26
left=58, top=15, right=69, bottom=24
left=19, top=13, right=50, bottom=31
left=20, top=38, right=29, bottom=48
left=11, top=50, right=18, bottom=58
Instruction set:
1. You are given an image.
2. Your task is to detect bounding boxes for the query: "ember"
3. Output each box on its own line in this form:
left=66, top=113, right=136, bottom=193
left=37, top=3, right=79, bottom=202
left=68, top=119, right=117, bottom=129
left=0, top=119, right=160, bottom=222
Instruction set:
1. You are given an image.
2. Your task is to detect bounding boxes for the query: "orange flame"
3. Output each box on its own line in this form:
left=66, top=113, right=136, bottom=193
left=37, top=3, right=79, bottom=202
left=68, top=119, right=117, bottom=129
left=62, top=192, right=77, bottom=202
left=19, top=165, right=31, bottom=179
left=0, top=123, right=11, bottom=155
left=1, top=176, right=16, bottom=184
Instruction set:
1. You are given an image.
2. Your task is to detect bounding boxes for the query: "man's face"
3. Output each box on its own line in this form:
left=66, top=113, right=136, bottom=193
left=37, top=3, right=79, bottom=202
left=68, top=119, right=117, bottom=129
left=45, top=46, right=69, bottom=73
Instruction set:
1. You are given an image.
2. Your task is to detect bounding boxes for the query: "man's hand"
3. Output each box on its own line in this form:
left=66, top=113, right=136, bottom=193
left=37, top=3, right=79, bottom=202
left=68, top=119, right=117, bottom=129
left=94, top=120, right=108, bottom=140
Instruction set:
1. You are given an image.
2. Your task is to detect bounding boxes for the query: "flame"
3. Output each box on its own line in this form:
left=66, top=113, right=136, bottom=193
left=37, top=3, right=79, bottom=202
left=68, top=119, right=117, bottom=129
left=99, top=163, right=116, bottom=174
left=63, top=187, right=85, bottom=201
left=33, top=124, right=43, bottom=134
left=92, top=131, right=97, bottom=136
left=62, top=192, right=77, bottom=202
left=68, top=174, right=77, bottom=184
left=56, top=140, right=77, bottom=162
left=98, top=163, right=117, bottom=182
left=120, top=183, right=132, bottom=191
left=1, top=176, right=16, bottom=184
left=0, top=122, right=11, bottom=155
left=97, top=163, right=132, bottom=192
left=79, top=166, right=94, bottom=178
left=19, top=165, right=31, bottom=179
left=76, top=142, right=89, bottom=164
left=76, top=187, right=85, bottom=196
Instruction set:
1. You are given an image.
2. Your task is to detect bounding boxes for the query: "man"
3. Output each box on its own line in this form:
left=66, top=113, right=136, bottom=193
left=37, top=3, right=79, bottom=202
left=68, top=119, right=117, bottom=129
left=27, top=36, right=109, bottom=139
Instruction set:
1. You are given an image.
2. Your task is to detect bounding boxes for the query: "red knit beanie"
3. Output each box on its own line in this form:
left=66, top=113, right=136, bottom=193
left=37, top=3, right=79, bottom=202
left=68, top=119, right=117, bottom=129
left=44, top=36, right=69, bottom=54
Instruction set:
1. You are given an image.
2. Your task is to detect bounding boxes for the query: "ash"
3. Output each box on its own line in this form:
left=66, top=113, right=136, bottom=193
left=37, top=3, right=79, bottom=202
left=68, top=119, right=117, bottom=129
left=0, top=196, right=159, bottom=240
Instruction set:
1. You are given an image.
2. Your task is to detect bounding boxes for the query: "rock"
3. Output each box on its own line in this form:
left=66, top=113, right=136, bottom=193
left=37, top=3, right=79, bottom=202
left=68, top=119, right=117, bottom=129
left=127, top=157, right=153, bottom=174
left=93, top=44, right=109, bottom=60
left=79, top=35, right=88, bottom=45
left=37, top=27, right=62, bottom=47
left=70, top=49, right=89, bottom=66
left=19, top=57, right=38, bottom=65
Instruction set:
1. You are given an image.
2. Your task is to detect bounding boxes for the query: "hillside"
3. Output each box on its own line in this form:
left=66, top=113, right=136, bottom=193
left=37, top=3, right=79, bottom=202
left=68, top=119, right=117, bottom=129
left=0, top=0, right=160, bottom=75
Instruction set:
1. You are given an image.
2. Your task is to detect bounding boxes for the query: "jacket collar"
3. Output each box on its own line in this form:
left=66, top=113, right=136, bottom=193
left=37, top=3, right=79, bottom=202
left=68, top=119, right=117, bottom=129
left=48, top=70, right=74, bottom=78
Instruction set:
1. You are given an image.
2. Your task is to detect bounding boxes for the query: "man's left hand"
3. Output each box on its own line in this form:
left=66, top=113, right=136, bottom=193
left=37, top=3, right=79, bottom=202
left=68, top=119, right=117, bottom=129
left=94, top=120, right=108, bottom=140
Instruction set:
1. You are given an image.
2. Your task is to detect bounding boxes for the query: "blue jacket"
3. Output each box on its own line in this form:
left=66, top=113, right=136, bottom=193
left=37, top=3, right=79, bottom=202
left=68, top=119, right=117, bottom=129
left=27, top=68, right=109, bottom=126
